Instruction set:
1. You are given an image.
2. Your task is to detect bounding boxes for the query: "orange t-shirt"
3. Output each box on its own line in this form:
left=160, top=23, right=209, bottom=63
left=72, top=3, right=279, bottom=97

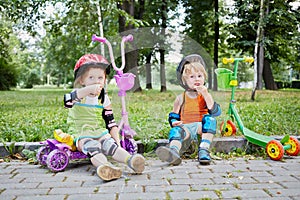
left=180, top=92, right=208, bottom=124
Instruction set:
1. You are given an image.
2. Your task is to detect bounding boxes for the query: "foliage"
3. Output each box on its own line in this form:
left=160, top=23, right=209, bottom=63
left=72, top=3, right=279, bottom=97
left=0, top=0, right=299, bottom=92
left=0, top=58, right=17, bottom=90
left=0, top=15, right=18, bottom=90
left=1, top=89, right=299, bottom=146
left=227, top=0, right=300, bottom=76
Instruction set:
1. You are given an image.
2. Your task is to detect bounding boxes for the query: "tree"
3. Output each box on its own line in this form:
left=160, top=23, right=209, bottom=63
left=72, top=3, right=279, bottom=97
left=118, top=0, right=142, bottom=92
left=228, top=0, right=300, bottom=96
left=181, top=0, right=219, bottom=90
left=0, top=16, right=17, bottom=90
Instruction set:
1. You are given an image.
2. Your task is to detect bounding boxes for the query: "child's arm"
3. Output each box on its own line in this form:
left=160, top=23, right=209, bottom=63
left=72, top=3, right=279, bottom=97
left=196, top=86, right=221, bottom=117
left=102, top=104, right=120, bottom=146
left=76, top=84, right=102, bottom=99
left=109, top=126, right=121, bottom=146
left=168, top=95, right=183, bottom=127
left=195, top=85, right=214, bottom=109
left=64, top=84, right=102, bottom=108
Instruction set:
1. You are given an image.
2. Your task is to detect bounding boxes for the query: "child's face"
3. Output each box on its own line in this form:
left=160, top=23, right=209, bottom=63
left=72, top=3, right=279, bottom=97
left=184, top=69, right=205, bottom=90
left=80, top=67, right=106, bottom=87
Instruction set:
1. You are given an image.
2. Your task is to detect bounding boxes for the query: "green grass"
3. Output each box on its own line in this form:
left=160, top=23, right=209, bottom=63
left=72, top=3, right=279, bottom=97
left=0, top=88, right=299, bottom=145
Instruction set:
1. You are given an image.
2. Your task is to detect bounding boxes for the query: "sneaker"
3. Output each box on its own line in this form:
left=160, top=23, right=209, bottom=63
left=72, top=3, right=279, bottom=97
left=198, top=148, right=211, bottom=165
left=127, top=154, right=145, bottom=173
left=96, top=164, right=122, bottom=181
left=156, top=146, right=182, bottom=166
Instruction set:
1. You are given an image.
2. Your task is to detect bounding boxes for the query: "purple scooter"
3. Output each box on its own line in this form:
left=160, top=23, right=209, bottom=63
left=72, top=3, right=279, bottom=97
left=92, top=34, right=138, bottom=155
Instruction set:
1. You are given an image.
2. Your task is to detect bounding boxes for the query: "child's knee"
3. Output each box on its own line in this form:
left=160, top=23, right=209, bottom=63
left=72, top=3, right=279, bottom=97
left=202, top=115, right=217, bottom=134
left=81, top=139, right=102, bottom=157
left=169, top=126, right=186, bottom=142
left=101, top=137, right=118, bottom=156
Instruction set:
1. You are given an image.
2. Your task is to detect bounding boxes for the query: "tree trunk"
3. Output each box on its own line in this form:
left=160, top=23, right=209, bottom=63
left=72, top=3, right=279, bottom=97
left=263, top=59, right=277, bottom=90
left=213, top=0, right=219, bottom=91
left=160, top=49, right=167, bottom=92
left=96, top=3, right=105, bottom=56
left=146, top=52, right=152, bottom=89
left=117, top=0, right=142, bottom=92
left=160, top=0, right=167, bottom=92
left=251, top=0, right=265, bottom=100
left=257, top=40, right=264, bottom=89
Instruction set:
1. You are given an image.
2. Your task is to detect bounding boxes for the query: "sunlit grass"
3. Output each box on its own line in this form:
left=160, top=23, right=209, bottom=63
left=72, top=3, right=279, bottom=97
left=1, top=88, right=299, bottom=144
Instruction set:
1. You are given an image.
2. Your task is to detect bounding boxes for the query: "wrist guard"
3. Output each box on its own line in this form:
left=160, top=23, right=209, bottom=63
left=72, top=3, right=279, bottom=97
left=64, top=91, right=80, bottom=108
left=102, top=109, right=118, bottom=131
left=208, top=102, right=221, bottom=117
left=168, top=112, right=180, bottom=127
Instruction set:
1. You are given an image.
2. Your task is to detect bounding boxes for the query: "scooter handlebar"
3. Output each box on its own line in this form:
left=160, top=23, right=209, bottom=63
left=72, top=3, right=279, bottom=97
left=222, top=57, right=234, bottom=64
left=92, top=34, right=106, bottom=43
left=222, top=57, right=254, bottom=64
left=122, top=34, right=133, bottom=42
left=244, top=56, right=254, bottom=63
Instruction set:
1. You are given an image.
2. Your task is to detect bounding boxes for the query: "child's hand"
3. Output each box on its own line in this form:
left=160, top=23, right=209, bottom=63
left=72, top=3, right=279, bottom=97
left=195, top=85, right=208, bottom=96
left=172, top=120, right=183, bottom=126
left=88, top=84, right=102, bottom=96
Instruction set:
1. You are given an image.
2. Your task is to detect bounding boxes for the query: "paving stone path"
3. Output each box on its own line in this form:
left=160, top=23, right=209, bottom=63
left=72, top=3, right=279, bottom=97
left=1, top=155, right=299, bottom=200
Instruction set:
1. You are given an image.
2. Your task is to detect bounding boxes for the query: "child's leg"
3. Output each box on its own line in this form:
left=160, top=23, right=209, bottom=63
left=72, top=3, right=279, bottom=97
left=77, top=138, right=122, bottom=181
left=198, top=115, right=217, bottom=164
left=156, top=126, right=189, bottom=165
left=99, top=135, right=145, bottom=173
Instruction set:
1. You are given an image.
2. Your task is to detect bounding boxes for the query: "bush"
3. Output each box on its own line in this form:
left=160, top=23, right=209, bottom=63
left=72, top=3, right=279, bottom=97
left=0, top=58, right=17, bottom=90
left=275, top=81, right=291, bottom=89
left=292, top=80, right=300, bottom=89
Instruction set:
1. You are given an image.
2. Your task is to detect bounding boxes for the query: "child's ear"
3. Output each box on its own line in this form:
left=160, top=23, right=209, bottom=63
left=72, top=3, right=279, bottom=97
left=79, top=77, right=85, bottom=86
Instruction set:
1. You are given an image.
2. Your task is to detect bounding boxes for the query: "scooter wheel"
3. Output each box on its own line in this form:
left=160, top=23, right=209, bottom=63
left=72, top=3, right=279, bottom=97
left=266, top=140, right=284, bottom=161
left=285, top=136, right=300, bottom=156
left=220, top=120, right=237, bottom=136
left=46, top=149, right=69, bottom=172
left=36, top=146, right=51, bottom=166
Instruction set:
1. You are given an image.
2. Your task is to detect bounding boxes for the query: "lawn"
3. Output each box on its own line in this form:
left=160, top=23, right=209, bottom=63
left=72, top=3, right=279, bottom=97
left=1, top=88, right=299, bottom=145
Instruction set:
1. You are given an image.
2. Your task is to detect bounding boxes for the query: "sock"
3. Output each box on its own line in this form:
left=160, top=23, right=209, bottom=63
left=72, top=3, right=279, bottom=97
left=169, top=140, right=182, bottom=153
left=112, top=147, right=131, bottom=164
left=90, top=153, right=108, bottom=167
left=199, top=133, right=214, bottom=150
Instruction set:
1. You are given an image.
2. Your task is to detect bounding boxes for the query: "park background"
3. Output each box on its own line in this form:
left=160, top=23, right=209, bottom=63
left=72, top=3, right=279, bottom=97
left=1, top=1, right=299, bottom=154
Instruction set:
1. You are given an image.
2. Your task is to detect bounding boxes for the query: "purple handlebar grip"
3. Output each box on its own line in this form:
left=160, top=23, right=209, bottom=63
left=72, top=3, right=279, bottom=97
left=123, top=34, right=133, bottom=42
left=92, top=34, right=106, bottom=43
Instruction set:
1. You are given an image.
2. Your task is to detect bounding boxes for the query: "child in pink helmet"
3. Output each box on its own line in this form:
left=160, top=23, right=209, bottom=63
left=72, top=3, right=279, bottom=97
left=156, top=54, right=221, bottom=165
left=61, top=54, right=145, bottom=181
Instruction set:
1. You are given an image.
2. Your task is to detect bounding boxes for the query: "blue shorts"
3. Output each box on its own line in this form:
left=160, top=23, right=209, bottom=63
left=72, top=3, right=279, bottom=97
left=180, top=122, right=201, bottom=153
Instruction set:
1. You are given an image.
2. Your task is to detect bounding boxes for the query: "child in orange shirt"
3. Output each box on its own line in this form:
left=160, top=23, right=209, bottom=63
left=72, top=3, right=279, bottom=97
left=156, top=54, right=221, bottom=165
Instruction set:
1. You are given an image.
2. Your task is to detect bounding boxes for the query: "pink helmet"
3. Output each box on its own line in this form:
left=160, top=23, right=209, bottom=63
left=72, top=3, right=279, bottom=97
left=74, top=54, right=110, bottom=80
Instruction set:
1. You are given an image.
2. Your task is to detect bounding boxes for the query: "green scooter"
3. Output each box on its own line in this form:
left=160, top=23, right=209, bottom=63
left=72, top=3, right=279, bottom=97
left=215, top=57, right=300, bottom=161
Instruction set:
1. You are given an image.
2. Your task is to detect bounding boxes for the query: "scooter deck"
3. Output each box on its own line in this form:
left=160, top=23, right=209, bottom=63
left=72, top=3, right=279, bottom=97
left=243, top=127, right=274, bottom=148
left=243, top=127, right=291, bottom=149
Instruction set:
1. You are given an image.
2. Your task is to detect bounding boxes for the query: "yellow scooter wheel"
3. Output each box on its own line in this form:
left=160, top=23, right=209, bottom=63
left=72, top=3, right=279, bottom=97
left=220, top=120, right=237, bottom=136
left=266, top=140, right=284, bottom=161
left=285, top=136, right=300, bottom=156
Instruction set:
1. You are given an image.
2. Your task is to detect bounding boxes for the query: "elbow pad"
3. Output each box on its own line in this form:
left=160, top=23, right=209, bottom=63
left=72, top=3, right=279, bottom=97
left=208, top=102, right=221, bottom=117
left=168, top=112, right=180, bottom=127
left=64, top=91, right=79, bottom=108
left=102, top=109, right=118, bottom=131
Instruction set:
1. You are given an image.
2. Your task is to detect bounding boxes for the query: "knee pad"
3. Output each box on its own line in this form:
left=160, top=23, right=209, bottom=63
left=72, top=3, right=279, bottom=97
left=169, top=126, right=186, bottom=142
left=202, top=115, right=217, bottom=134
left=82, top=139, right=102, bottom=157
left=101, top=138, right=118, bottom=156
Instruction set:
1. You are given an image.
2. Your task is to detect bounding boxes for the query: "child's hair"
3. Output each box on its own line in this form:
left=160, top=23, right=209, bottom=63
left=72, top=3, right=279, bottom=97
left=182, top=62, right=207, bottom=83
